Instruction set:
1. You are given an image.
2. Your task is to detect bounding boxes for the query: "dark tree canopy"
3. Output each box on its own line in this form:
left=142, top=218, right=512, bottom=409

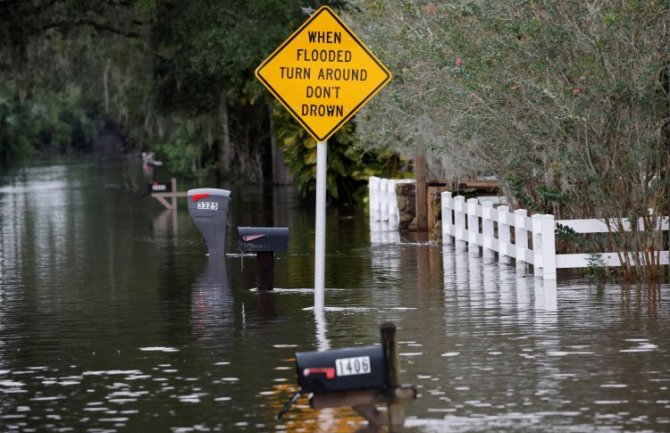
left=150, top=0, right=308, bottom=114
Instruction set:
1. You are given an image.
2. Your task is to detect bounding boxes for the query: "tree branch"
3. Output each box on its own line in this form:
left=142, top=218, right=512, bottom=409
left=36, top=18, right=145, bottom=38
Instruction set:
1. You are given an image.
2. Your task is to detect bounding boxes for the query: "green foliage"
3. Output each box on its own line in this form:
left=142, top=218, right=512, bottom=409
left=0, top=93, right=37, bottom=165
left=0, top=16, right=150, bottom=164
left=147, top=0, right=324, bottom=181
left=33, top=85, right=94, bottom=155
left=155, top=124, right=216, bottom=183
left=555, top=223, right=584, bottom=247
left=350, top=0, right=669, bottom=211
left=273, top=103, right=410, bottom=203
left=586, top=253, right=608, bottom=284
left=0, top=85, right=93, bottom=166
left=151, top=0, right=307, bottom=113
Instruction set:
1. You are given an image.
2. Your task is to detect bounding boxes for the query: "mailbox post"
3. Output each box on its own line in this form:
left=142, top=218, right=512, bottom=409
left=187, top=188, right=231, bottom=256
left=237, top=227, right=289, bottom=291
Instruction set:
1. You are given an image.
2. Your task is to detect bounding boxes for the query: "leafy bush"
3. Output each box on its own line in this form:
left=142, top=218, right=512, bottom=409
left=273, top=102, right=410, bottom=203
left=155, top=124, right=217, bottom=183
left=0, top=86, right=93, bottom=166
left=0, top=93, right=37, bottom=165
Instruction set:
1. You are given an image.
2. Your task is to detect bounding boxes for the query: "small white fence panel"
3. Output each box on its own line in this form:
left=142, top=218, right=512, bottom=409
left=368, top=176, right=415, bottom=228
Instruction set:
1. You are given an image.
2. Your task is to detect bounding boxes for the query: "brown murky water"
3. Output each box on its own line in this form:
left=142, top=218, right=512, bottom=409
left=0, top=158, right=668, bottom=432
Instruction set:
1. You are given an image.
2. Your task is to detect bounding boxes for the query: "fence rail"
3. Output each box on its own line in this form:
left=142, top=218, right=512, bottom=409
left=441, top=191, right=669, bottom=279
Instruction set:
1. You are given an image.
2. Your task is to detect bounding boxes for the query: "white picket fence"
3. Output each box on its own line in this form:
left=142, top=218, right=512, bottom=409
left=441, top=191, right=670, bottom=279
left=368, top=176, right=415, bottom=228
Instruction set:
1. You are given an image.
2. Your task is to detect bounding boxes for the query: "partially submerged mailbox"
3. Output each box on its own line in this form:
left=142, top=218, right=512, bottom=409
left=238, top=227, right=289, bottom=252
left=187, top=188, right=231, bottom=256
left=277, top=323, right=416, bottom=431
left=296, top=345, right=386, bottom=395
left=237, top=227, right=289, bottom=291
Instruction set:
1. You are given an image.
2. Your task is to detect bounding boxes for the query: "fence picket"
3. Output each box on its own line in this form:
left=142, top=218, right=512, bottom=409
left=454, top=196, right=466, bottom=250
left=467, top=198, right=479, bottom=256
left=482, top=202, right=495, bottom=261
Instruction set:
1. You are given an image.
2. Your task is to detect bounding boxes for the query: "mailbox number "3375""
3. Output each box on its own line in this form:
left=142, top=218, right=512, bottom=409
left=335, top=356, right=371, bottom=376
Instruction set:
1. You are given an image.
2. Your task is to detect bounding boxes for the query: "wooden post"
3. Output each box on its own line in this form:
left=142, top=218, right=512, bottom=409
left=415, top=154, right=427, bottom=232
left=171, top=177, right=177, bottom=210
left=257, top=251, right=275, bottom=291
left=381, top=322, right=404, bottom=432
left=256, top=290, right=277, bottom=318
left=352, top=405, right=386, bottom=428
left=153, top=194, right=174, bottom=210
left=171, top=206, right=178, bottom=236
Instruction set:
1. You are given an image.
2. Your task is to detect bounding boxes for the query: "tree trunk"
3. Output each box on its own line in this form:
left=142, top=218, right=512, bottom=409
left=663, top=66, right=670, bottom=276
left=269, top=103, right=293, bottom=185
left=218, top=90, right=233, bottom=178
left=415, top=153, right=427, bottom=231
left=103, top=60, right=111, bottom=113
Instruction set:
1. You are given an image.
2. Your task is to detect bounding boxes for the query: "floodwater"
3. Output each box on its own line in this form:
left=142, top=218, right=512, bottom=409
left=0, top=158, right=668, bottom=433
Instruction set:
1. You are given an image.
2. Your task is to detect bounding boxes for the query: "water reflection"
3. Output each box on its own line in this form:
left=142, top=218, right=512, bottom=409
left=314, top=308, right=330, bottom=352
left=256, top=291, right=278, bottom=320
left=153, top=209, right=178, bottom=238
left=536, top=278, right=558, bottom=311
left=369, top=220, right=400, bottom=245
left=0, top=166, right=83, bottom=290
left=191, top=256, right=232, bottom=338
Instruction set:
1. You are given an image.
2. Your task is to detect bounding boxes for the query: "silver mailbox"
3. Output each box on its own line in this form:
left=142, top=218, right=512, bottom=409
left=187, top=188, right=231, bottom=256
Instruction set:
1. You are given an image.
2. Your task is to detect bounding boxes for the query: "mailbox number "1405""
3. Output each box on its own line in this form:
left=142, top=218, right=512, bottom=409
left=335, top=356, right=371, bottom=376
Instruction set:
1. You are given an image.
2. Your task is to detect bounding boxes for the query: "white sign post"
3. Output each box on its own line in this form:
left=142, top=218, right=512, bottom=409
left=314, top=140, right=327, bottom=311
left=255, top=6, right=391, bottom=311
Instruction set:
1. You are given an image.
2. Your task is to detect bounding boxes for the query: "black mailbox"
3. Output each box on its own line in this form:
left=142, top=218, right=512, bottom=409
left=187, top=188, right=231, bottom=256
left=237, top=227, right=289, bottom=252
left=295, top=345, right=387, bottom=395
left=277, top=323, right=416, bottom=424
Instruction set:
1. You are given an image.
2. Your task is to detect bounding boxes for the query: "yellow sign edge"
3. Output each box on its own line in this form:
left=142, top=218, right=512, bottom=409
left=254, top=5, right=392, bottom=142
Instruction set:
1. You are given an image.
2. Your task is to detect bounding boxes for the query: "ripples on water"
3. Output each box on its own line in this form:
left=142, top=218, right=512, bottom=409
left=0, top=160, right=668, bottom=432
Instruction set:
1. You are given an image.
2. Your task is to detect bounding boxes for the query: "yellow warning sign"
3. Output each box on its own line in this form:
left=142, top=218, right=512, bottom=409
left=255, top=6, right=392, bottom=142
